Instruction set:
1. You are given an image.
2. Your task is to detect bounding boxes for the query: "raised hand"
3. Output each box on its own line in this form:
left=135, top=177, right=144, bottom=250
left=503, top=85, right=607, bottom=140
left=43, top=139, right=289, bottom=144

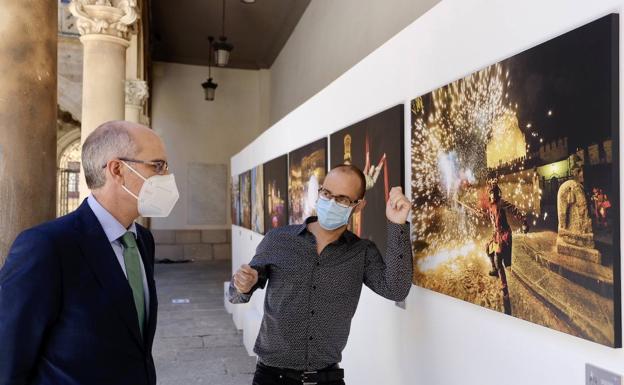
left=386, top=186, right=410, bottom=224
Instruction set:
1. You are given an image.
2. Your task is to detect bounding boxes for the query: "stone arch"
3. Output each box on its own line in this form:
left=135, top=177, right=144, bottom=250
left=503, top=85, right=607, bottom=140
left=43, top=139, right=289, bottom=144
left=56, top=107, right=82, bottom=216
left=57, top=127, right=81, bottom=166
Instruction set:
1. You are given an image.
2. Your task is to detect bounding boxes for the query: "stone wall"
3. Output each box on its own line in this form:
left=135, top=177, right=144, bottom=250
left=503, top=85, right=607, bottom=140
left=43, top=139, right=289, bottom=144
left=152, top=229, right=231, bottom=262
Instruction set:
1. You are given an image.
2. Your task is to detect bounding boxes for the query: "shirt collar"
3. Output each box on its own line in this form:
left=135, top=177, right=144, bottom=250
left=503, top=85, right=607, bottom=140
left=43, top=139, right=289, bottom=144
left=296, top=216, right=317, bottom=235
left=87, top=194, right=137, bottom=243
left=298, top=216, right=358, bottom=244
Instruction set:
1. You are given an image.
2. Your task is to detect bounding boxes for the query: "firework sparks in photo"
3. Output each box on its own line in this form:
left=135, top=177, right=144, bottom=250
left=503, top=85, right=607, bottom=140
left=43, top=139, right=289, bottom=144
left=411, top=63, right=542, bottom=262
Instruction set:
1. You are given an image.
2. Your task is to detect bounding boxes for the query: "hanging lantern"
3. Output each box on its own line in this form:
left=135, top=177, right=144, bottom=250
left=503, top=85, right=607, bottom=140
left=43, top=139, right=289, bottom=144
left=202, top=78, right=218, bottom=101
left=202, top=36, right=218, bottom=101
left=213, top=0, right=234, bottom=67
left=213, top=36, right=233, bottom=67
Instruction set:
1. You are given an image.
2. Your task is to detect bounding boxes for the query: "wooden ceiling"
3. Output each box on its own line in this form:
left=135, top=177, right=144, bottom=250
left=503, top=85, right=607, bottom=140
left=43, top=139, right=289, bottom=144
left=150, top=0, right=311, bottom=69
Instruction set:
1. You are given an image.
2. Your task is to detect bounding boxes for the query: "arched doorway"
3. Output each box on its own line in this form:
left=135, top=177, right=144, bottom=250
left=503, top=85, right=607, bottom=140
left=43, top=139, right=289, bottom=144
left=57, top=137, right=81, bottom=216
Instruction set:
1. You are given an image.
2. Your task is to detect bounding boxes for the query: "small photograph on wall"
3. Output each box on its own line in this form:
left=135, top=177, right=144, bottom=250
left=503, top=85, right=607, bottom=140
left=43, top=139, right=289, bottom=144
left=330, top=104, right=404, bottom=255
left=231, top=175, right=240, bottom=226
left=288, top=138, right=328, bottom=225
left=251, top=165, right=264, bottom=234
left=263, top=155, right=288, bottom=231
left=410, top=14, right=620, bottom=347
left=239, top=170, right=252, bottom=229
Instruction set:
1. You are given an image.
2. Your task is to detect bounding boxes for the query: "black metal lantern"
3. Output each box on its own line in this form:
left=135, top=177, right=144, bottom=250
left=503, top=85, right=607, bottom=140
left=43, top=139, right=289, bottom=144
left=202, top=78, right=218, bottom=101
left=202, top=36, right=218, bottom=101
left=213, top=0, right=234, bottom=67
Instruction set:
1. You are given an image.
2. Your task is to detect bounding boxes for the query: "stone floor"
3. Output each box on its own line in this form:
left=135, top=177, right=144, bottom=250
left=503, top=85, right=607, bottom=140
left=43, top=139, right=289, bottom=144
left=153, top=260, right=256, bottom=385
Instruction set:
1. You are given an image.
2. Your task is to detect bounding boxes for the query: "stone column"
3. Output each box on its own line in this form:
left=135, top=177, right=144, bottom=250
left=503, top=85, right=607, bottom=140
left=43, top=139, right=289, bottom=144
left=125, top=79, right=149, bottom=123
left=69, top=0, right=139, bottom=200
left=125, top=14, right=150, bottom=126
left=124, top=79, right=150, bottom=229
left=0, top=0, right=58, bottom=263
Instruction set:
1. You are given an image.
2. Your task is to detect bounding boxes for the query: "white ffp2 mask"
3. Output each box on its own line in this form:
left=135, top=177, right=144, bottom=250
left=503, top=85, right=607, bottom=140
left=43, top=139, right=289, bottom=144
left=121, top=161, right=180, bottom=218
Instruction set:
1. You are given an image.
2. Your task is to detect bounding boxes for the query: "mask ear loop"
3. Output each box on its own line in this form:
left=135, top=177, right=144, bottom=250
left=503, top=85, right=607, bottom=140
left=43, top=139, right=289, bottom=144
left=120, top=160, right=147, bottom=200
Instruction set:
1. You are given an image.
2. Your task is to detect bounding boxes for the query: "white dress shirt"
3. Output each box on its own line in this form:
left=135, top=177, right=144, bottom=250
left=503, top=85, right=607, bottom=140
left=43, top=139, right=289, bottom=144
left=87, top=194, right=150, bottom=317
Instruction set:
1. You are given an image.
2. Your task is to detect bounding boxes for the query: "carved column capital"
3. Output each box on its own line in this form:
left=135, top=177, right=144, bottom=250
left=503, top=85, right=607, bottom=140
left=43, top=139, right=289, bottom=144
left=125, top=79, right=149, bottom=106
left=139, top=114, right=151, bottom=126
left=69, top=0, right=139, bottom=41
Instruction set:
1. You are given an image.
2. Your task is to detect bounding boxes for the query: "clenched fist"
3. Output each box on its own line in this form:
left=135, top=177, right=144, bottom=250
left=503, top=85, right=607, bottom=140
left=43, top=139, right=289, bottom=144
left=233, top=264, right=259, bottom=294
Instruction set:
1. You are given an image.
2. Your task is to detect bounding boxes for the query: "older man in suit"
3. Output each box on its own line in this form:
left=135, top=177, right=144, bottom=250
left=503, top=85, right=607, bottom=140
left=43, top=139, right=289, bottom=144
left=0, top=121, right=180, bottom=385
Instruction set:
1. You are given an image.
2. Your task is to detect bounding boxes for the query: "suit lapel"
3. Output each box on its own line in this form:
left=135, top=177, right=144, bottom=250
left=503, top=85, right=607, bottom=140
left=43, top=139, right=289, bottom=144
left=74, top=201, right=145, bottom=351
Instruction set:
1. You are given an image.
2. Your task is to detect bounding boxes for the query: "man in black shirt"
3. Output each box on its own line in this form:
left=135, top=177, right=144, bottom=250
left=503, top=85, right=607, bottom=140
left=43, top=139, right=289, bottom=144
left=229, top=164, right=412, bottom=385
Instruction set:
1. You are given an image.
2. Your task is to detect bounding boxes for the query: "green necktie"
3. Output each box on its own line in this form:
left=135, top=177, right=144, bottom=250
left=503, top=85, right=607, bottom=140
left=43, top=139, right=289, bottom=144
left=119, top=231, right=145, bottom=338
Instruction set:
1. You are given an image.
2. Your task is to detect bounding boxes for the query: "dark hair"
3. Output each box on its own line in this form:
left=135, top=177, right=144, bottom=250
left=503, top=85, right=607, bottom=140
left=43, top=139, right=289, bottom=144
left=331, top=164, right=366, bottom=199
left=488, top=183, right=501, bottom=201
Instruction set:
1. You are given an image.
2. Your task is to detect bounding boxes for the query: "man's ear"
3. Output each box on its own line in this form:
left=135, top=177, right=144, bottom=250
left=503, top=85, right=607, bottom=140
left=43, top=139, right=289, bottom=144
left=353, top=199, right=366, bottom=213
left=107, top=160, right=124, bottom=184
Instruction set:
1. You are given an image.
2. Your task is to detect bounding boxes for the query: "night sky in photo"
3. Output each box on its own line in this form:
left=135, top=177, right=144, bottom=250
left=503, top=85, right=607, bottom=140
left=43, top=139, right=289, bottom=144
left=505, top=14, right=617, bottom=150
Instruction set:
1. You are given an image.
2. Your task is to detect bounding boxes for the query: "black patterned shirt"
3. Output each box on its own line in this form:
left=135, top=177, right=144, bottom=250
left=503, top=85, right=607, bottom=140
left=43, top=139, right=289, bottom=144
left=228, top=216, right=412, bottom=370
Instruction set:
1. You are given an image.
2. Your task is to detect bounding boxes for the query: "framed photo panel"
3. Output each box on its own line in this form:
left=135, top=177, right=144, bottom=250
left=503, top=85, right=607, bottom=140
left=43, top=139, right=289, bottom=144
left=263, top=155, right=288, bottom=231
left=251, top=165, right=265, bottom=234
left=231, top=175, right=240, bottom=226
left=410, top=14, right=620, bottom=347
left=288, top=138, right=328, bottom=225
left=239, top=170, right=252, bottom=230
left=330, top=104, right=404, bottom=256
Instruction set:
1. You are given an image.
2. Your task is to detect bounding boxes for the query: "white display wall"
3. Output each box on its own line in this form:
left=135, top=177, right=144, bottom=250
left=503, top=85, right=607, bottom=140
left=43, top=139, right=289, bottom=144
left=229, top=0, right=624, bottom=383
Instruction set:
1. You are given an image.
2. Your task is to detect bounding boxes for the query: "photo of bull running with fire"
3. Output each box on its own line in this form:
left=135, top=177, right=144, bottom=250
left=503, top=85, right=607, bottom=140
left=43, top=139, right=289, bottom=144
left=410, top=14, right=620, bottom=347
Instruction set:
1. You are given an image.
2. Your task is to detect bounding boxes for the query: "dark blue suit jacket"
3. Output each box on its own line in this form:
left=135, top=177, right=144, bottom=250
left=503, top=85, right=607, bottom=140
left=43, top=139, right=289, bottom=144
left=0, top=200, right=158, bottom=385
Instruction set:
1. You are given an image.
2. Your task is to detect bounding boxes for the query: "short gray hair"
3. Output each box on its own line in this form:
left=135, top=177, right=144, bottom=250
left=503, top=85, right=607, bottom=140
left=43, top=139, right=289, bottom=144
left=82, top=121, right=140, bottom=189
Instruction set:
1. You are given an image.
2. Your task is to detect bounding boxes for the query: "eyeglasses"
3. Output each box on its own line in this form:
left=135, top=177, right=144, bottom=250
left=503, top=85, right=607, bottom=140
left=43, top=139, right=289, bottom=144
left=318, top=187, right=361, bottom=208
left=102, top=158, right=169, bottom=175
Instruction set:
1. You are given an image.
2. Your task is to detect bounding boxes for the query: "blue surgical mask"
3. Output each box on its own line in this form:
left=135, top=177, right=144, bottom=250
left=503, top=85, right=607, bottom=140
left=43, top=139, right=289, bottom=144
left=316, top=197, right=353, bottom=230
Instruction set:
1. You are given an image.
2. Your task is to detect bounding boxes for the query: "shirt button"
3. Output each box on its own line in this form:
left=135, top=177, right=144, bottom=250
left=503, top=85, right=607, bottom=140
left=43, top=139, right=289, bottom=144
left=310, top=310, right=315, bottom=315
left=312, top=285, right=317, bottom=290
left=399, top=254, right=404, bottom=259
left=316, top=261, right=320, bottom=266
left=309, top=336, right=313, bottom=340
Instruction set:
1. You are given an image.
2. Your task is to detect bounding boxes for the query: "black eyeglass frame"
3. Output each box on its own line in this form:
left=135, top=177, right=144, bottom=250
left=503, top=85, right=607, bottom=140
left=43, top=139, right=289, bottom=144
left=102, top=157, right=169, bottom=174
left=317, top=186, right=362, bottom=208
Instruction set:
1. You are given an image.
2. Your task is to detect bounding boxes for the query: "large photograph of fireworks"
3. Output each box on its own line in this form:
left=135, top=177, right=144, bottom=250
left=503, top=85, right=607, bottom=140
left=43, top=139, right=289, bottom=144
left=330, top=104, right=404, bottom=255
left=410, top=14, right=620, bottom=347
left=239, top=170, right=252, bottom=230
left=264, top=155, right=288, bottom=231
left=251, top=165, right=264, bottom=234
left=288, top=138, right=328, bottom=225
